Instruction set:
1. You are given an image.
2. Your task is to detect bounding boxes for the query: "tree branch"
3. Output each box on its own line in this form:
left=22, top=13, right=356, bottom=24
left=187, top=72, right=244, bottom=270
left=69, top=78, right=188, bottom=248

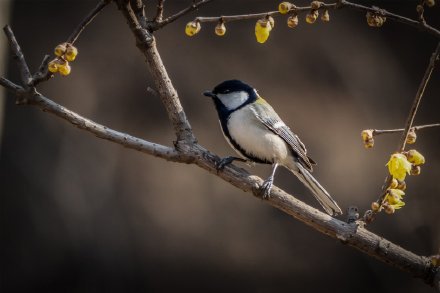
left=185, top=1, right=440, bottom=39
left=370, top=123, right=440, bottom=136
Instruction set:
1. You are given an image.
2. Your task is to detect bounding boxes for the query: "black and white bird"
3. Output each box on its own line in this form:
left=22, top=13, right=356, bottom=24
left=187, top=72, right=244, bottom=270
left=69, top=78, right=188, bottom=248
left=204, top=80, right=342, bottom=216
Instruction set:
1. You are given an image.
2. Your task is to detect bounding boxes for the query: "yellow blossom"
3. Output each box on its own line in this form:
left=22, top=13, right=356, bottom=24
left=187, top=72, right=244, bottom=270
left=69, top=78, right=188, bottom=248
left=287, top=15, right=299, bottom=28
left=386, top=153, right=411, bottom=181
left=65, top=45, right=78, bottom=62
left=406, top=149, right=425, bottom=165
left=255, top=18, right=273, bottom=43
left=385, top=189, right=405, bottom=210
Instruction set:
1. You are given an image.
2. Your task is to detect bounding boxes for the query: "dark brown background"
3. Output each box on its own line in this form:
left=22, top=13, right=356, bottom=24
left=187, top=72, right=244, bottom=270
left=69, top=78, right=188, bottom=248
left=1, top=0, right=439, bottom=292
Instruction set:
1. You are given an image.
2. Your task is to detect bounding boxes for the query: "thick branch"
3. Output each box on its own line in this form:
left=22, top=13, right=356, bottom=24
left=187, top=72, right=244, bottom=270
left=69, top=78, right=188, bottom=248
left=116, top=1, right=196, bottom=144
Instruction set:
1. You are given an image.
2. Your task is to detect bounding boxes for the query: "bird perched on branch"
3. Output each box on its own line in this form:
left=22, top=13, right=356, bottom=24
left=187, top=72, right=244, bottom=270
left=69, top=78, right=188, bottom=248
left=204, top=80, right=342, bottom=216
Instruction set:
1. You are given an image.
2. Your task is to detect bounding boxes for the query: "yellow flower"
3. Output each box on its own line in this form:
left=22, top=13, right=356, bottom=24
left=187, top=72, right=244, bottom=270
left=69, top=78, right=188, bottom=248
left=386, top=153, right=411, bottom=181
left=48, top=60, right=59, bottom=73
left=406, top=149, right=425, bottom=166
left=185, top=20, right=201, bottom=36
left=58, top=61, right=71, bottom=76
left=385, top=189, right=405, bottom=209
left=255, top=18, right=273, bottom=44
left=65, top=45, right=78, bottom=62
left=54, top=43, right=67, bottom=57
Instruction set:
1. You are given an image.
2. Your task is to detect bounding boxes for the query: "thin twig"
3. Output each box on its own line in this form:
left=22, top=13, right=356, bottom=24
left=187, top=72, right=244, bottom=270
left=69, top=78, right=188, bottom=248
left=3, top=25, right=32, bottom=87
left=0, top=77, right=23, bottom=92
left=66, top=0, right=110, bottom=44
left=397, top=42, right=440, bottom=152
left=130, top=0, right=147, bottom=27
left=194, top=4, right=337, bottom=23
left=187, top=0, right=440, bottom=39
left=153, top=0, right=213, bottom=30
left=371, top=123, right=440, bottom=136
left=154, top=0, right=165, bottom=22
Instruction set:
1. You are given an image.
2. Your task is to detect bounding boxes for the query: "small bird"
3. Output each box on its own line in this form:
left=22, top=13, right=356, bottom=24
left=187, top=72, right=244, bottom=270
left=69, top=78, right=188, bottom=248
left=204, top=80, right=342, bottom=216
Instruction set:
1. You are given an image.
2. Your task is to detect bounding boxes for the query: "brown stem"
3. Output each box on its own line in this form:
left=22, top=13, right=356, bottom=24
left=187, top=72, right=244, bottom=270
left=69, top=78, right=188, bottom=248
left=3, top=25, right=32, bottom=87
left=371, top=123, right=440, bottom=136
left=154, top=0, right=165, bottom=22
left=66, top=0, right=110, bottom=44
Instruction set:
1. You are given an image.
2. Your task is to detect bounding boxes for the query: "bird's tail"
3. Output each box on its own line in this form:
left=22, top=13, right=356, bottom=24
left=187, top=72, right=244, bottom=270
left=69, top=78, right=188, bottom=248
left=292, top=163, right=342, bottom=216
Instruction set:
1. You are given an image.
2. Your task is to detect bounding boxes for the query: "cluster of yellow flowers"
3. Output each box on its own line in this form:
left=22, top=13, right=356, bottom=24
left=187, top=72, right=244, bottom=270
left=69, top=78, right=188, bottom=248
left=371, top=149, right=425, bottom=214
left=48, top=43, right=78, bottom=76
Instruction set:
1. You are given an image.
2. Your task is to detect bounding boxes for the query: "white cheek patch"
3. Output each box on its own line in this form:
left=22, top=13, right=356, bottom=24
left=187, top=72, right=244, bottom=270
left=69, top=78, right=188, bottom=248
left=217, top=91, right=249, bottom=110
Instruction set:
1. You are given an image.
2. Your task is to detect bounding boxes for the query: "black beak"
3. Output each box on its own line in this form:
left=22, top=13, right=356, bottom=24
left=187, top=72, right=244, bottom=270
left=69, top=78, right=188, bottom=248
left=203, top=91, right=216, bottom=98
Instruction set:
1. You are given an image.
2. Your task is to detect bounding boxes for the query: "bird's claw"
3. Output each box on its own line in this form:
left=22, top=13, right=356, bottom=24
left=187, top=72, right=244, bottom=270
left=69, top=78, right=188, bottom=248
left=215, top=156, right=247, bottom=172
left=260, top=177, right=273, bottom=199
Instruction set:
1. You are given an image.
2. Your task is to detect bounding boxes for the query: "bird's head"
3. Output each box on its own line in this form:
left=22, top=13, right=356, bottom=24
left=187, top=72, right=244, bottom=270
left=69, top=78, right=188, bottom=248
left=204, top=80, right=258, bottom=111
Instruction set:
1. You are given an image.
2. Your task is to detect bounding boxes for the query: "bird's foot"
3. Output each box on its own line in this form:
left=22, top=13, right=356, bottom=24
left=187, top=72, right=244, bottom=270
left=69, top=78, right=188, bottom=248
left=216, top=156, right=247, bottom=171
left=260, top=177, right=274, bottom=199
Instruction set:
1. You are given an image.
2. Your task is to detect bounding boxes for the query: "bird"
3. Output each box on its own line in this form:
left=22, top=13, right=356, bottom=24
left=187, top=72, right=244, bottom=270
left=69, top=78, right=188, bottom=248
left=203, top=79, right=342, bottom=216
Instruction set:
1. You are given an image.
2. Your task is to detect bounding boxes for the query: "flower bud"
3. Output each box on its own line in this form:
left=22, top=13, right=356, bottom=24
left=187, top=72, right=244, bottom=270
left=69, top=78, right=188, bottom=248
left=410, top=165, right=421, bottom=175
left=58, top=62, right=71, bottom=76
left=287, top=15, right=299, bottom=28
left=389, top=178, right=398, bottom=189
left=215, top=22, right=226, bottom=36
left=406, top=128, right=417, bottom=144
left=321, top=9, right=330, bottom=22
left=54, top=43, right=67, bottom=57
left=406, top=149, right=425, bottom=165
left=279, top=2, right=294, bottom=14
left=384, top=204, right=395, bottom=214
left=65, top=45, right=78, bottom=62
left=306, top=10, right=319, bottom=24
left=185, top=20, right=201, bottom=36
left=371, top=202, right=380, bottom=212
left=396, top=180, right=406, bottom=191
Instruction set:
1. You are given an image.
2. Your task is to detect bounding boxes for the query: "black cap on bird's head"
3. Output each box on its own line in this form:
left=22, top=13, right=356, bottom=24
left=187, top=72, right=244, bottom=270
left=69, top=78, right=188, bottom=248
left=203, top=80, right=255, bottom=98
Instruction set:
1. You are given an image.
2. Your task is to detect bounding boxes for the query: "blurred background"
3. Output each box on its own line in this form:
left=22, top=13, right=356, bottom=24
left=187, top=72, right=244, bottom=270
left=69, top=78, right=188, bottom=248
left=1, top=0, right=439, bottom=292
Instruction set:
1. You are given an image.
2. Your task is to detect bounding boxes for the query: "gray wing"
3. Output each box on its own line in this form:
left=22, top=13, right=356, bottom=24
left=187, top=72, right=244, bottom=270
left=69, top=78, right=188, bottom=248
left=250, top=102, right=315, bottom=171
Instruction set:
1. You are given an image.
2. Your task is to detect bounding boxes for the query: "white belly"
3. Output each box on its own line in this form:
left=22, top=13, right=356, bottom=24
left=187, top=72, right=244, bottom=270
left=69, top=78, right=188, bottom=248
left=227, top=105, right=292, bottom=164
